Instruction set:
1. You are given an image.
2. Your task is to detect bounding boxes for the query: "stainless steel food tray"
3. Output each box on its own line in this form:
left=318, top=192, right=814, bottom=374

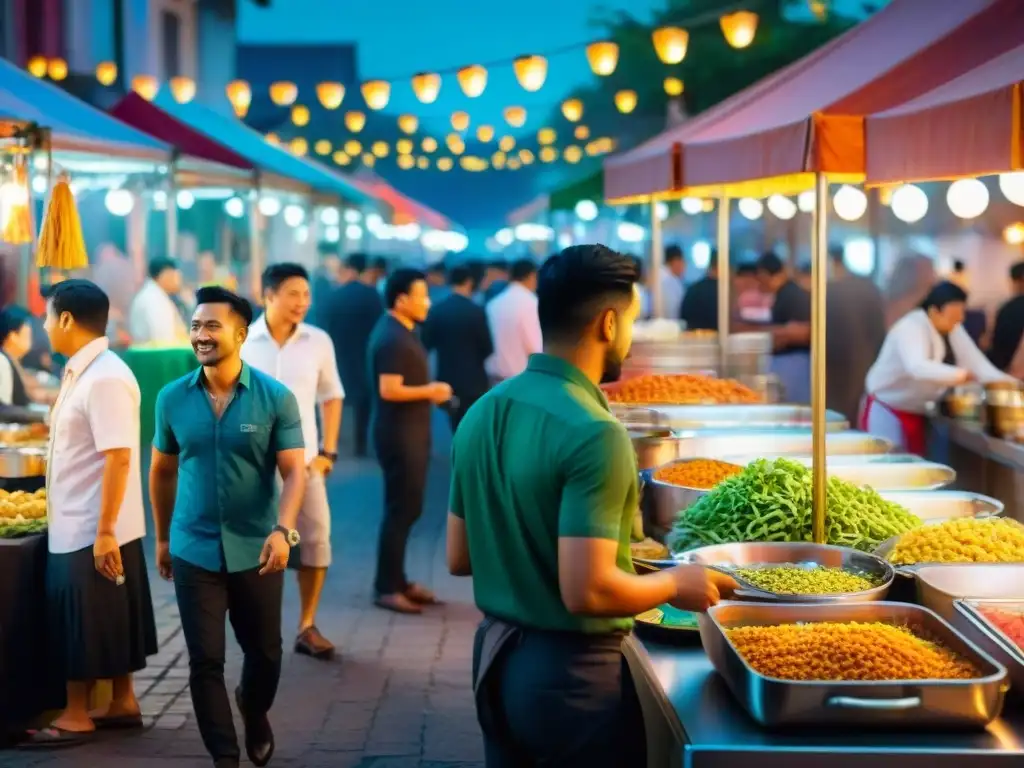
left=0, top=447, right=46, bottom=478
left=646, top=405, right=849, bottom=431
left=699, top=601, right=1008, bottom=728
left=875, top=513, right=1020, bottom=574
left=710, top=455, right=955, bottom=489
left=915, top=565, right=1024, bottom=623
left=716, top=452, right=924, bottom=465
left=954, top=599, right=1024, bottom=702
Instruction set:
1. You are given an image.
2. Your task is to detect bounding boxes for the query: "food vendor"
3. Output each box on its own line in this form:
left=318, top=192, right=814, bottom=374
left=0, top=306, right=58, bottom=406
left=863, top=281, right=1015, bottom=453
left=755, top=251, right=812, bottom=404
left=679, top=253, right=717, bottom=331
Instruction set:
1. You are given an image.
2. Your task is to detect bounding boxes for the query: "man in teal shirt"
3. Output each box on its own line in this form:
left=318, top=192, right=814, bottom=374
left=149, top=286, right=306, bottom=768
left=447, top=245, right=735, bottom=767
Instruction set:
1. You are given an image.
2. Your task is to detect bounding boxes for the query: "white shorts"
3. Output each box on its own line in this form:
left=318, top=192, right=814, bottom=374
left=295, top=472, right=332, bottom=568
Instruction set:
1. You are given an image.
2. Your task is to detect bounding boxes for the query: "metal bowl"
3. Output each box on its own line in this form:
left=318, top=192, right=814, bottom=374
left=940, top=385, right=984, bottom=420
left=0, top=447, right=47, bottom=478
left=915, top=564, right=1024, bottom=624
left=674, top=541, right=893, bottom=603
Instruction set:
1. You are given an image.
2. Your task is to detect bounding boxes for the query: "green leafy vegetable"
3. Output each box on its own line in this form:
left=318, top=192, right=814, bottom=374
left=0, top=518, right=47, bottom=539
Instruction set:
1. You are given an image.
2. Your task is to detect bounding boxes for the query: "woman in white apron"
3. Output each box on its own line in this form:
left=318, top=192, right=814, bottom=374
left=862, top=281, right=1015, bottom=453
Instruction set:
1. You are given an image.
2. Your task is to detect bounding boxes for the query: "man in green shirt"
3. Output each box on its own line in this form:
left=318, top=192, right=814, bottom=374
left=447, top=244, right=736, bottom=767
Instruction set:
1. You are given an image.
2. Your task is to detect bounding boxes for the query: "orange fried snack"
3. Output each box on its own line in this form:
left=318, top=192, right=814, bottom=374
left=654, top=459, right=743, bottom=490
left=727, top=622, right=980, bottom=681
left=605, top=373, right=761, bottom=405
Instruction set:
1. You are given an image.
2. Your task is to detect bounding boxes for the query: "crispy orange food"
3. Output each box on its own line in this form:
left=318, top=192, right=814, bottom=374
left=605, top=373, right=760, bottom=405
left=727, top=622, right=980, bottom=681
left=655, top=459, right=743, bottom=489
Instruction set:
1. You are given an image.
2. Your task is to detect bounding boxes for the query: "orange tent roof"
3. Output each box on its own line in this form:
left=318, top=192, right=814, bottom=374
left=865, top=43, right=1024, bottom=184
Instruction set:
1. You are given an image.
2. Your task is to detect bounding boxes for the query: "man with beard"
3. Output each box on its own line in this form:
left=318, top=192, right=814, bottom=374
left=368, top=268, right=452, bottom=614
left=149, top=286, right=307, bottom=768
left=242, top=264, right=344, bottom=659
left=446, top=245, right=736, bottom=767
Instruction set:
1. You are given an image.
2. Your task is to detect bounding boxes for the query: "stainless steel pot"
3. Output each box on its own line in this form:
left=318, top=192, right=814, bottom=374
left=0, top=447, right=46, bottom=478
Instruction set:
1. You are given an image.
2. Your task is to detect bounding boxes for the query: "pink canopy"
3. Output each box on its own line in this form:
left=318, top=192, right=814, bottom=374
left=865, top=44, right=1024, bottom=184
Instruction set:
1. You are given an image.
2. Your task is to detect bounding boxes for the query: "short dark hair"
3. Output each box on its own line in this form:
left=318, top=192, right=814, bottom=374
left=631, top=255, right=645, bottom=281
left=372, top=256, right=389, bottom=273
left=921, top=280, right=968, bottom=311
left=489, top=259, right=508, bottom=272
left=537, top=244, right=639, bottom=343
left=797, top=261, right=812, bottom=276
left=427, top=262, right=447, bottom=276
left=953, top=259, right=966, bottom=273
left=384, top=268, right=426, bottom=309
left=48, top=279, right=110, bottom=336
left=0, top=305, right=31, bottom=342
left=1010, top=261, right=1024, bottom=282
left=736, top=262, right=757, bottom=276
left=262, top=262, right=309, bottom=293
left=664, top=244, right=683, bottom=263
left=756, top=251, right=785, bottom=275
left=345, top=252, right=368, bottom=273
left=707, top=250, right=719, bottom=272
left=195, top=285, right=254, bottom=326
left=148, top=257, right=178, bottom=280
left=447, top=265, right=473, bottom=287
left=510, top=259, right=537, bottom=283
left=828, top=244, right=845, bottom=263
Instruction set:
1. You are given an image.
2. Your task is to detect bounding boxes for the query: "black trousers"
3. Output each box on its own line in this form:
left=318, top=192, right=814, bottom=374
left=373, top=437, right=430, bottom=595
left=172, top=557, right=284, bottom=762
left=349, top=395, right=372, bottom=457
left=473, top=621, right=645, bottom=768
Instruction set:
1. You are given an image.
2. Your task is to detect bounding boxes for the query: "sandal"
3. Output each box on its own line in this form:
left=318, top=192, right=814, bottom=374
left=17, top=726, right=93, bottom=749
left=405, top=582, right=442, bottom=605
left=93, top=714, right=144, bottom=730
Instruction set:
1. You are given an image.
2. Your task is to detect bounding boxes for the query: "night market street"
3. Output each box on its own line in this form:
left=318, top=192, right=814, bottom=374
left=7, top=416, right=485, bottom=768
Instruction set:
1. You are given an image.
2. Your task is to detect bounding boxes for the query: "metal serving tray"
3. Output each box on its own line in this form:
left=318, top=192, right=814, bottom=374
left=699, top=601, right=1008, bottom=729
left=711, top=455, right=955, bottom=489
left=716, top=452, right=924, bottom=466
left=647, top=405, right=849, bottom=431
left=954, top=600, right=1024, bottom=702
left=0, top=447, right=46, bottom=478
left=915, top=565, right=1024, bottom=624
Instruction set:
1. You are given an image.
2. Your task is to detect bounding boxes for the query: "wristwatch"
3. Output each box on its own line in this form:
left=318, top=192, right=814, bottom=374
left=274, top=525, right=301, bottom=547
left=319, top=449, right=338, bottom=463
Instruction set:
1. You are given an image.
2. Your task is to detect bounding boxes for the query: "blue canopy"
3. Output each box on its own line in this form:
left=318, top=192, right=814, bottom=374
left=152, top=94, right=371, bottom=206
left=0, top=57, right=169, bottom=159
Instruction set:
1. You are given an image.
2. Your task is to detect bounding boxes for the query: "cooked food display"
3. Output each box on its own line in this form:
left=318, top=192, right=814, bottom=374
left=0, top=488, right=47, bottom=538
left=886, top=518, right=1024, bottom=565
left=630, top=538, right=670, bottom=560
left=668, top=459, right=921, bottom=553
left=975, top=605, right=1024, bottom=652
left=733, top=565, right=881, bottom=595
left=655, top=459, right=743, bottom=490
left=0, top=423, right=49, bottom=446
left=727, top=621, right=980, bottom=681
left=604, top=373, right=761, bottom=405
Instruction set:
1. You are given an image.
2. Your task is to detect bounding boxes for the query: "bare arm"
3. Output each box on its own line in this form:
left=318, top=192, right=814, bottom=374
left=559, top=538, right=677, bottom=615
left=379, top=373, right=437, bottom=402
left=96, top=447, right=131, bottom=534
left=446, top=512, right=471, bottom=576
left=318, top=398, right=342, bottom=454
left=149, top=448, right=179, bottom=542
left=275, top=447, right=306, bottom=530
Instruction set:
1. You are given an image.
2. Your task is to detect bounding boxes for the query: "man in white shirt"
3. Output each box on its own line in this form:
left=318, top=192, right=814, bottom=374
left=241, top=263, right=344, bottom=660
left=485, top=258, right=541, bottom=382
left=128, top=257, right=187, bottom=345
left=659, top=244, right=686, bottom=320
left=23, top=279, right=155, bottom=747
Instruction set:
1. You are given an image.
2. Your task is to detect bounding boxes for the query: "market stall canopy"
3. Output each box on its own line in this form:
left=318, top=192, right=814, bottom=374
left=865, top=43, right=1024, bottom=184
left=148, top=93, right=372, bottom=206
left=506, top=194, right=550, bottom=225
left=0, top=57, right=169, bottom=160
left=351, top=172, right=452, bottom=230
left=552, top=172, right=605, bottom=213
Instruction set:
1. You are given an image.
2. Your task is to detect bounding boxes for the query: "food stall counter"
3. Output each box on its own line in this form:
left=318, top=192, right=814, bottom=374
left=120, top=344, right=196, bottom=447
left=624, top=635, right=1024, bottom=768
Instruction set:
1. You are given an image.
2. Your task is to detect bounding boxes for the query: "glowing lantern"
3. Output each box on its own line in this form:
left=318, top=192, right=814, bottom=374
left=397, top=139, right=413, bottom=155
left=269, top=81, right=298, bottom=106
left=416, top=156, right=429, bottom=170
left=411, top=72, right=441, bottom=104
left=492, top=152, right=507, bottom=169
left=537, top=128, right=556, bottom=145
left=47, top=58, right=68, bottom=81
left=508, top=158, right=522, bottom=171
left=461, top=156, right=488, bottom=172
left=720, top=11, right=758, bottom=49
left=513, top=55, right=547, bottom=92
left=615, top=90, right=637, bottom=114
left=586, top=42, right=619, bottom=76
left=226, top=80, right=252, bottom=117
left=539, top=146, right=557, bottom=163
left=361, top=80, right=390, bottom=110
left=96, top=61, right=118, bottom=86
left=372, top=141, right=389, bottom=158
left=447, top=133, right=465, bottom=153
left=1004, top=223, right=1024, bottom=245
left=476, top=125, right=495, bottom=142
left=519, top=149, right=535, bottom=165
left=561, top=99, right=583, bottom=122
left=290, top=137, right=308, bottom=156
left=344, top=111, right=366, bottom=133
left=397, top=154, right=415, bottom=170
left=398, top=114, right=419, bottom=134
left=457, top=65, right=487, bottom=97
left=316, top=82, right=344, bottom=109
left=946, top=178, right=989, bottom=220
left=503, top=106, right=527, bottom=128
left=574, top=125, right=590, bottom=141
left=362, top=153, right=376, bottom=168
left=314, top=140, right=332, bottom=156
left=422, top=137, right=438, bottom=153
left=333, top=151, right=351, bottom=166
left=291, top=104, right=310, bottom=126
left=132, top=75, right=159, bottom=101
left=265, top=133, right=280, bottom=146
left=26, top=56, right=47, bottom=78
left=564, top=146, right=582, bottom=164
left=451, top=111, right=470, bottom=132
left=437, top=157, right=453, bottom=171
left=168, top=76, right=195, bottom=103
left=344, top=139, right=362, bottom=156
left=664, top=77, right=684, bottom=96
left=499, top=136, right=516, bottom=152
left=652, top=27, right=689, bottom=64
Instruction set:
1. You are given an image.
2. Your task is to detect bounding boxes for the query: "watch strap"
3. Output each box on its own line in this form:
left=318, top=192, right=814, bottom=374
left=273, top=525, right=300, bottom=547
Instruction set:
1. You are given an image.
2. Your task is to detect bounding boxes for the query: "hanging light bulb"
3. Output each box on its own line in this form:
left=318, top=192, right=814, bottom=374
left=586, top=41, right=619, bottom=76
left=561, top=99, right=583, bottom=123
left=680, top=197, right=703, bottom=215
left=269, top=81, right=298, bottom=106
left=314, top=140, right=332, bottom=156
left=797, top=190, right=816, bottom=212
left=998, top=172, right=1024, bottom=206
left=891, top=184, right=929, bottom=223
left=499, top=136, right=516, bottom=152
left=832, top=185, right=868, bottom=221
left=437, top=157, right=453, bottom=171
left=362, top=153, right=376, bottom=168
left=96, top=61, right=118, bottom=86
left=507, top=158, right=522, bottom=171
left=720, top=11, right=759, bottom=49
left=446, top=134, right=466, bottom=154
left=946, top=178, right=989, bottom=220
left=564, top=146, right=583, bottom=164
left=344, top=139, right=362, bottom=156
left=574, top=125, right=590, bottom=141
left=614, top=90, right=638, bottom=114
left=457, top=65, right=487, bottom=97
left=664, top=77, right=684, bottom=96
left=416, top=156, right=430, bottom=170
left=519, top=149, right=535, bottom=165
left=398, top=114, right=419, bottom=134
left=47, top=58, right=68, bottom=81
left=316, top=82, right=344, bottom=109
left=451, top=111, right=471, bottom=132
left=397, top=154, right=415, bottom=170
left=226, top=80, right=252, bottom=117
left=265, top=133, right=280, bottom=146
left=539, top=146, right=557, bottom=163
left=738, top=198, right=764, bottom=220
left=537, top=128, right=556, bottom=145
left=503, top=106, right=527, bottom=128
left=492, top=151, right=507, bottom=170
left=361, top=80, right=390, bottom=110
left=168, top=76, right=195, bottom=103
left=396, top=139, right=413, bottom=155
left=476, top=125, right=495, bottom=142
left=767, top=194, right=797, bottom=220
left=513, top=55, right=547, bottom=92
left=652, top=27, right=689, bottom=64
left=422, top=137, right=438, bottom=153
left=291, top=104, right=310, bottom=126
left=411, top=72, right=442, bottom=104
left=372, top=141, right=389, bottom=158
left=26, top=56, right=47, bottom=78
left=1004, top=223, right=1024, bottom=245
left=333, top=151, right=351, bottom=166
left=289, top=137, right=308, bottom=156
left=132, top=75, right=159, bottom=101
left=344, top=111, right=366, bottom=133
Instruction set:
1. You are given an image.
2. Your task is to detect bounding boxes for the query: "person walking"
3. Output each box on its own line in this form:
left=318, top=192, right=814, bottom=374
left=369, top=268, right=452, bottom=614
left=21, top=279, right=156, bottom=748
left=242, top=264, right=344, bottom=660
left=447, top=245, right=735, bottom=767
left=321, top=253, right=383, bottom=457
left=485, top=258, right=541, bottom=384
left=149, top=286, right=307, bottom=768
left=422, top=264, right=493, bottom=432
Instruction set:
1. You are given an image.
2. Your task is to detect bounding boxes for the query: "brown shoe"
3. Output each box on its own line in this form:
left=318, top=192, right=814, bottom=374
left=294, top=626, right=335, bottom=660
left=405, top=582, right=442, bottom=605
left=374, top=592, right=423, bottom=614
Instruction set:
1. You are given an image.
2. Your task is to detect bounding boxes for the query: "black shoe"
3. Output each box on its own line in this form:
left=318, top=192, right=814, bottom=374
left=234, top=686, right=274, bottom=767
left=213, top=759, right=239, bottom=768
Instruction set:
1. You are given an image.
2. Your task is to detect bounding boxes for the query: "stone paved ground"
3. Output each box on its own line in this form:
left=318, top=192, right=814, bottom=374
left=6, top=416, right=485, bottom=767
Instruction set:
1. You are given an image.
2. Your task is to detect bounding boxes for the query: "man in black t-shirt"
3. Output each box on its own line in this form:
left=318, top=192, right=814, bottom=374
left=756, top=251, right=812, bottom=404
left=368, top=269, right=452, bottom=614
left=679, top=254, right=719, bottom=331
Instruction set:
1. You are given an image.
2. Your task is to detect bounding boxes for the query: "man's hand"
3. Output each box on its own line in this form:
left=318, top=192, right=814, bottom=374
left=259, top=531, right=290, bottom=575
left=666, top=565, right=737, bottom=612
left=94, top=531, right=123, bottom=583
left=428, top=382, right=454, bottom=405
left=308, top=454, right=334, bottom=476
left=156, top=540, right=173, bottom=581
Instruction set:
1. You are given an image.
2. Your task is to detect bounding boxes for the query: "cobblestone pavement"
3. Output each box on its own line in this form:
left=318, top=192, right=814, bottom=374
left=7, top=418, right=485, bottom=767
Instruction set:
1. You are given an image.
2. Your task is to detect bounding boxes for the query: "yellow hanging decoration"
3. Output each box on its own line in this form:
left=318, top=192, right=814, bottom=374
left=1, top=160, right=32, bottom=245
left=36, top=172, right=89, bottom=269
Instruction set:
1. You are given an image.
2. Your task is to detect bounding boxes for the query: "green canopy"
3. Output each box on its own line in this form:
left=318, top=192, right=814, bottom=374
left=549, top=170, right=603, bottom=211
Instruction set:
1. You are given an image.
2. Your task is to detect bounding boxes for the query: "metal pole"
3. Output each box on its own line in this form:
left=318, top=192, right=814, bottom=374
left=166, top=156, right=178, bottom=259
left=811, top=173, right=829, bottom=544
left=716, top=195, right=731, bottom=369
left=649, top=197, right=663, bottom=319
